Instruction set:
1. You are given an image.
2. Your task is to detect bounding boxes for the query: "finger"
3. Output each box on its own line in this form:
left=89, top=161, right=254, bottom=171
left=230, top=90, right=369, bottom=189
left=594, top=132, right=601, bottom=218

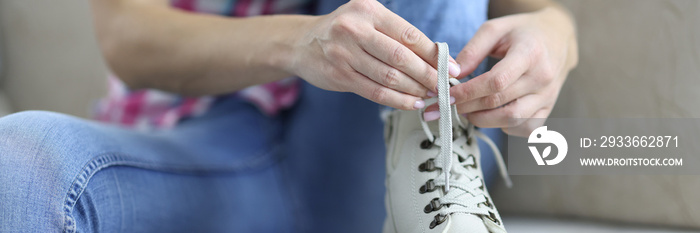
left=349, top=49, right=431, bottom=98
left=455, top=19, right=512, bottom=78
left=502, top=108, right=551, bottom=137
left=372, top=8, right=440, bottom=69
left=450, top=42, right=532, bottom=104
left=455, top=74, right=540, bottom=114
left=423, top=97, right=458, bottom=112
left=360, top=31, right=439, bottom=91
left=465, top=93, right=541, bottom=128
left=421, top=97, right=457, bottom=122
left=425, top=103, right=439, bottom=112
left=351, top=71, right=425, bottom=110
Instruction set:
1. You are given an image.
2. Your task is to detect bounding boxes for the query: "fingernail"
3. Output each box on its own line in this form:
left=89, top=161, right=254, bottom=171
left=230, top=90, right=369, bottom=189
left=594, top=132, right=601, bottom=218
left=423, top=111, right=440, bottom=121
left=450, top=96, right=456, bottom=104
left=427, top=91, right=437, bottom=97
left=448, top=61, right=461, bottom=77
left=414, top=100, right=425, bottom=109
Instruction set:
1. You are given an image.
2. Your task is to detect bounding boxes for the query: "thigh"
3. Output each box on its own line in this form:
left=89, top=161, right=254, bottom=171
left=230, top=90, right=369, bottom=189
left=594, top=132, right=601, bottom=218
left=279, top=81, right=387, bottom=233
left=75, top=164, right=292, bottom=233
left=0, top=97, right=293, bottom=233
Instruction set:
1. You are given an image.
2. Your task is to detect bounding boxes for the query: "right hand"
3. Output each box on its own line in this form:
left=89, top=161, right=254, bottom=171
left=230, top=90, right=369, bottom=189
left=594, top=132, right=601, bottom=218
left=288, top=0, right=460, bottom=110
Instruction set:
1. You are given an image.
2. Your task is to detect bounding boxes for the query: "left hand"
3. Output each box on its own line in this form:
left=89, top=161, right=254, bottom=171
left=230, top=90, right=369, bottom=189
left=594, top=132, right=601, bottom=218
left=447, top=7, right=578, bottom=137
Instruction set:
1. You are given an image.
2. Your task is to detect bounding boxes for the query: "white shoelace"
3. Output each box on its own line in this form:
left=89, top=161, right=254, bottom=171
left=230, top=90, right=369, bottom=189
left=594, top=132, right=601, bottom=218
left=418, top=42, right=512, bottom=220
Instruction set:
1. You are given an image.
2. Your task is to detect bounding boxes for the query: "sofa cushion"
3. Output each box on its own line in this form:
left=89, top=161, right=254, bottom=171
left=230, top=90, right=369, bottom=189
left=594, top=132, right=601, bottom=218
left=503, top=216, right=694, bottom=232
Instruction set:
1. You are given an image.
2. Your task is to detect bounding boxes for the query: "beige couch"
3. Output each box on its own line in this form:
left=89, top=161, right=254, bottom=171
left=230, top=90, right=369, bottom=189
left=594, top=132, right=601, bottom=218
left=0, top=0, right=107, bottom=118
left=0, top=0, right=698, bottom=231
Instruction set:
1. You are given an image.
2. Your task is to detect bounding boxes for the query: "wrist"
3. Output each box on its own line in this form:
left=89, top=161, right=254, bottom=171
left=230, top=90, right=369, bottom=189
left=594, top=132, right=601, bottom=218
left=260, top=15, right=318, bottom=77
left=537, top=6, right=579, bottom=70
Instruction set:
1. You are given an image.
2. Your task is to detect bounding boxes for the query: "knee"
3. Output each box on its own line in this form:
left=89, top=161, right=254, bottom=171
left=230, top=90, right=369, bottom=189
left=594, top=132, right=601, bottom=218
left=0, top=111, right=89, bottom=180
left=0, top=110, right=108, bottom=232
left=0, top=110, right=72, bottom=131
left=0, top=111, right=87, bottom=229
left=1, top=110, right=67, bottom=167
left=0, top=110, right=79, bottom=150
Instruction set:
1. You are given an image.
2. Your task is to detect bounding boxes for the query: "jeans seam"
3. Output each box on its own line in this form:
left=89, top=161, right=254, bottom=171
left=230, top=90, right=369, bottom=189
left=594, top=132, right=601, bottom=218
left=61, top=145, right=285, bottom=233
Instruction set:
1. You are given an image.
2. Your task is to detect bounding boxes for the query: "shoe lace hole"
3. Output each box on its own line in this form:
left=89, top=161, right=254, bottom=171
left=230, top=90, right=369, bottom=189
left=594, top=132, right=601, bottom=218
left=418, top=158, right=436, bottom=172
left=429, top=214, right=448, bottom=229
left=420, top=139, right=433, bottom=149
left=419, top=179, right=437, bottom=194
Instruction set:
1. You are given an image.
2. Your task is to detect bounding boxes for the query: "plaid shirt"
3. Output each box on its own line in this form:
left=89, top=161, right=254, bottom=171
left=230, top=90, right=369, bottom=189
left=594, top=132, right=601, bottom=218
left=94, top=0, right=313, bottom=129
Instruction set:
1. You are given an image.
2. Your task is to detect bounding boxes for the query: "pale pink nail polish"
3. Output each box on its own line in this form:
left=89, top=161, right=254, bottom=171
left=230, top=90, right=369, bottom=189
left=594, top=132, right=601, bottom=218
left=450, top=96, right=456, bottom=104
left=423, top=111, right=440, bottom=121
left=448, top=62, right=461, bottom=77
left=414, top=100, right=425, bottom=109
left=427, top=91, right=437, bottom=97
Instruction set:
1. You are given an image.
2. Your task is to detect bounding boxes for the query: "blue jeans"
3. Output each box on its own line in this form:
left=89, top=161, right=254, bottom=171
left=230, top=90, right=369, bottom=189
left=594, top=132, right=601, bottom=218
left=0, top=82, right=388, bottom=232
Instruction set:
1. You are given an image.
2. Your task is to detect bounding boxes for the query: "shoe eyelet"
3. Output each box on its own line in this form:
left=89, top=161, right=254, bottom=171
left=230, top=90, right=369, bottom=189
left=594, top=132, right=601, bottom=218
left=486, top=211, right=500, bottom=225
left=418, top=159, right=437, bottom=172
left=423, top=197, right=442, bottom=213
left=467, top=154, right=477, bottom=169
left=420, top=139, right=434, bottom=149
left=419, top=179, right=437, bottom=194
left=467, top=137, right=473, bottom=146
left=485, top=197, right=493, bottom=208
left=429, top=213, right=448, bottom=229
left=478, top=196, right=493, bottom=209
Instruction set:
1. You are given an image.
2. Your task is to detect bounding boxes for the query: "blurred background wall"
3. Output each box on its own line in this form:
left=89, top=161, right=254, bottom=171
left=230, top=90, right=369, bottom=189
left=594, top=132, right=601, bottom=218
left=0, top=0, right=698, bottom=228
left=0, top=0, right=107, bottom=118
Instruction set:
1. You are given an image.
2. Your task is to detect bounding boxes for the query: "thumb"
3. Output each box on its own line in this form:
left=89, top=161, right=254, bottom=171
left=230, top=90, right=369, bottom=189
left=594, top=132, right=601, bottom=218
left=455, top=21, right=511, bottom=79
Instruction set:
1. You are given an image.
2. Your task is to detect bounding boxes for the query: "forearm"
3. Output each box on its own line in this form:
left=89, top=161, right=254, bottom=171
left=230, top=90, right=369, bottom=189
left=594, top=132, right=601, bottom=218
left=90, top=0, right=314, bottom=96
left=488, top=0, right=578, bottom=70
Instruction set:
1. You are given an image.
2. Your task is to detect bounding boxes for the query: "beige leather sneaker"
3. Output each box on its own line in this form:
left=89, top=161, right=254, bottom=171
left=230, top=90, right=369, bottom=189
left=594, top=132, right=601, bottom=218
left=382, top=42, right=511, bottom=233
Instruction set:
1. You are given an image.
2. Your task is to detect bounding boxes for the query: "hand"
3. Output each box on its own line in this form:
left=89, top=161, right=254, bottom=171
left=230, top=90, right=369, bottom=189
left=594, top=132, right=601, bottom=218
left=448, top=7, right=578, bottom=137
left=288, top=0, right=461, bottom=110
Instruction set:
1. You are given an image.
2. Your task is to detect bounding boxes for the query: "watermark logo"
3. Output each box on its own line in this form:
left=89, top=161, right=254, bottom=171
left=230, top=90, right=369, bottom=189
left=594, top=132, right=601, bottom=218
left=528, top=126, right=568, bottom=165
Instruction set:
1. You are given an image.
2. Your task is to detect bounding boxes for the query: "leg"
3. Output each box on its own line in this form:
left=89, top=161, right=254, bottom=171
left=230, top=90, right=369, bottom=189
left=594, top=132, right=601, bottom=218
left=279, top=82, right=387, bottom=233
left=0, top=98, right=294, bottom=232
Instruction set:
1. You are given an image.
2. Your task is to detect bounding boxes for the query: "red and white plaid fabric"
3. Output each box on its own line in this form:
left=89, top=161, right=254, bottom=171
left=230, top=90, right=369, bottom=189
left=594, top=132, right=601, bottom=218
left=94, top=0, right=312, bottom=129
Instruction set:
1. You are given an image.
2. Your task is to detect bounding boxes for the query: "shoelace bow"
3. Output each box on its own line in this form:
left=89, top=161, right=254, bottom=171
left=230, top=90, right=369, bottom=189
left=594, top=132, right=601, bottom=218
left=418, top=42, right=513, bottom=221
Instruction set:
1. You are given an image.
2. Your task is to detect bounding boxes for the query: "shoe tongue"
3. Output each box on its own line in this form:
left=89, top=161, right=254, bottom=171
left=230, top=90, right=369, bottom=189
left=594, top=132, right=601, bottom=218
left=444, top=213, right=489, bottom=233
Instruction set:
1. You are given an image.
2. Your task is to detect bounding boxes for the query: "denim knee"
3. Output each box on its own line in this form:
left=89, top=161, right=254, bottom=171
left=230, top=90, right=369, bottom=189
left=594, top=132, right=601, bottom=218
left=0, top=110, right=85, bottom=168
left=0, top=110, right=76, bottom=173
left=0, top=111, right=93, bottom=231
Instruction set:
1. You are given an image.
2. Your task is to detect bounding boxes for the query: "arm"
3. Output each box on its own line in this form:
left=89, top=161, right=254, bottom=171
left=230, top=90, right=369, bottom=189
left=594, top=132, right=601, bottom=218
left=488, top=0, right=579, bottom=70
left=90, top=0, right=448, bottom=110
left=90, top=0, right=310, bottom=96
left=439, top=0, right=579, bottom=136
